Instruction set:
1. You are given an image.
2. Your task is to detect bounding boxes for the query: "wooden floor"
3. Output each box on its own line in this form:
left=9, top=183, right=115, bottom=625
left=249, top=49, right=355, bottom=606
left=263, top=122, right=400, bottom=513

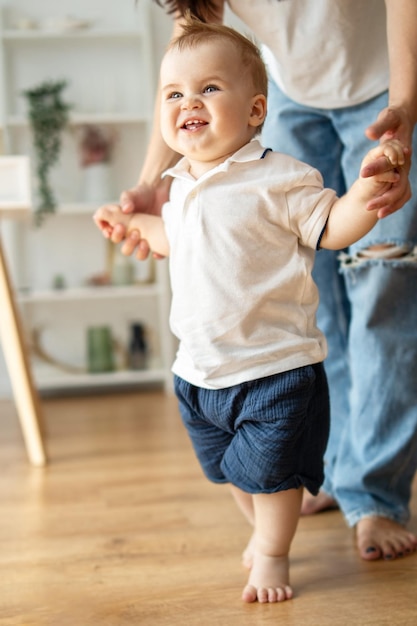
left=1, top=390, right=416, bottom=626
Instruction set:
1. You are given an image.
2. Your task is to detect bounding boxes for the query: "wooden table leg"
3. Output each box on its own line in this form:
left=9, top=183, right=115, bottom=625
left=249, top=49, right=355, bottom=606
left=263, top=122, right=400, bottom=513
left=0, top=235, right=47, bottom=466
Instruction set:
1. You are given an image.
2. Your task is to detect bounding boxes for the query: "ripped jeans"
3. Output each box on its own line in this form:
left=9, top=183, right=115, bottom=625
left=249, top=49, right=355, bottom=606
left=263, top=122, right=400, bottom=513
left=263, top=83, right=417, bottom=527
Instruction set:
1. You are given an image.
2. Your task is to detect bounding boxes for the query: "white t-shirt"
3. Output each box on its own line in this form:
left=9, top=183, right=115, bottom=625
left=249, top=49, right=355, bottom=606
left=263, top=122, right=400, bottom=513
left=162, top=140, right=337, bottom=389
left=228, top=0, right=389, bottom=109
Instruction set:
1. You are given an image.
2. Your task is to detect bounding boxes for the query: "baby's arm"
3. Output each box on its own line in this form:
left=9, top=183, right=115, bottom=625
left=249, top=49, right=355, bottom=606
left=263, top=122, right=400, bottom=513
left=320, top=140, right=405, bottom=250
left=93, top=203, right=169, bottom=257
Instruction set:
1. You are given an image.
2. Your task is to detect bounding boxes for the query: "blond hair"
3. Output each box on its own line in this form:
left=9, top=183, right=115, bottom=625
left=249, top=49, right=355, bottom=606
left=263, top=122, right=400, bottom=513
left=167, top=15, right=268, bottom=99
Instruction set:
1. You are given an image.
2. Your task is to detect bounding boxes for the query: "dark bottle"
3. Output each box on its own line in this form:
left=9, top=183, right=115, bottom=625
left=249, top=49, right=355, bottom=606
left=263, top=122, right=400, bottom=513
left=128, top=322, right=148, bottom=370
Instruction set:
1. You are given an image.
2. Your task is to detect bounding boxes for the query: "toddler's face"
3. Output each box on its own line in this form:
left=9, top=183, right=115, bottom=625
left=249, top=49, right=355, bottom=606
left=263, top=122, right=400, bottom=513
left=160, top=38, right=263, bottom=176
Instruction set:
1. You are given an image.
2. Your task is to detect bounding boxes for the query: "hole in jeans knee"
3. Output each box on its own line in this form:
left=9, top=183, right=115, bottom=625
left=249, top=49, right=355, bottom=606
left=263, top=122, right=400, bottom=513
left=339, top=244, right=417, bottom=269
left=357, top=243, right=412, bottom=260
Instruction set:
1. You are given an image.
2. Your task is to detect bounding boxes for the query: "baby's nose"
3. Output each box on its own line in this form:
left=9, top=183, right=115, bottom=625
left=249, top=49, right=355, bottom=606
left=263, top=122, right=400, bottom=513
left=181, top=94, right=202, bottom=109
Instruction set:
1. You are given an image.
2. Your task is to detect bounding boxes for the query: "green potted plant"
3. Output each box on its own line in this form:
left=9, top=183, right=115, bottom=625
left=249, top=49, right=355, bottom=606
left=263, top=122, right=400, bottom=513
left=23, top=79, right=71, bottom=225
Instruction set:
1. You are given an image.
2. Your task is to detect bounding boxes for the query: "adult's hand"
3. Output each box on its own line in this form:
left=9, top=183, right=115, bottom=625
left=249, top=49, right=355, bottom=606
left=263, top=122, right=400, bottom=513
left=362, top=106, right=413, bottom=218
left=110, top=179, right=171, bottom=260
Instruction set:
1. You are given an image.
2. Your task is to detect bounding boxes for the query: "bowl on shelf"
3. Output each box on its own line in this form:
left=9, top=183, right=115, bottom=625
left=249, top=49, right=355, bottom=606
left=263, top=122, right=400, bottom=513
left=42, top=16, right=93, bottom=32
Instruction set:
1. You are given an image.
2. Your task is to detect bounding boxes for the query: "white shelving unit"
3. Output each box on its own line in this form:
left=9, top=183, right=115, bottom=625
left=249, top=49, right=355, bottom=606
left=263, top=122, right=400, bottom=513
left=0, top=0, right=175, bottom=395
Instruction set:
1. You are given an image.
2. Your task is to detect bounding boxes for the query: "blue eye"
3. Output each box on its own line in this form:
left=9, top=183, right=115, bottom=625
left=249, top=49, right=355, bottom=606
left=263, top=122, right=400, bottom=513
left=169, top=92, right=182, bottom=99
left=204, top=85, right=219, bottom=93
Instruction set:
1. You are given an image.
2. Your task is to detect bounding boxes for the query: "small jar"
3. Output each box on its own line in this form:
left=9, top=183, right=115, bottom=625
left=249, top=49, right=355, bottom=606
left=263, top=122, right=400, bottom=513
left=87, top=326, right=114, bottom=373
left=128, top=323, right=148, bottom=370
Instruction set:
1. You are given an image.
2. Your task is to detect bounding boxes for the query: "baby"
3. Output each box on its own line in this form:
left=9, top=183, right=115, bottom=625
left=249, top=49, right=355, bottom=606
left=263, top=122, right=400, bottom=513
left=94, top=18, right=405, bottom=604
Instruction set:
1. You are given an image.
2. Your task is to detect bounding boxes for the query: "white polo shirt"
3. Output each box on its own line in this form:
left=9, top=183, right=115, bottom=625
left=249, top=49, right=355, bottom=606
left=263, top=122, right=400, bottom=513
left=162, top=140, right=337, bottom=389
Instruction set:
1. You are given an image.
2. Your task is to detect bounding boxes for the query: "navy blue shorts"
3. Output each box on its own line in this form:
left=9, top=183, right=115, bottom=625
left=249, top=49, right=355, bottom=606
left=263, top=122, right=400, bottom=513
left=174, top=364, right=330, bottom=495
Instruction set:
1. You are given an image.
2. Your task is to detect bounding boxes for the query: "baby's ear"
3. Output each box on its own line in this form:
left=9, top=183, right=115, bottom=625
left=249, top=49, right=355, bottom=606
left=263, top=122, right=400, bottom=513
left=249, top=94, right=267, bottom=128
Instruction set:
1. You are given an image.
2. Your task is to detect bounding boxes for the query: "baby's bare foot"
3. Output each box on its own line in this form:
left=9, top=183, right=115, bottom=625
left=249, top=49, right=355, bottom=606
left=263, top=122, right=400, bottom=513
left=242, top=552, right=293, bottom=603
left=356, top=516, right=417, bottom=561
left=301, top=490, right=338, bottom=515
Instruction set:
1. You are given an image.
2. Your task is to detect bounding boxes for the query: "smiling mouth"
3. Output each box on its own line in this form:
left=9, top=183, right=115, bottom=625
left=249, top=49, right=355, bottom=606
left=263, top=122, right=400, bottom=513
left=181, top=119, right=208, bottom=130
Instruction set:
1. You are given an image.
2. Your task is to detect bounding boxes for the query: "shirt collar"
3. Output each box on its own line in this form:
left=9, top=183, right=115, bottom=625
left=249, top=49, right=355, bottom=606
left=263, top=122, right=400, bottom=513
left=163, top=138, right=266, bottom=182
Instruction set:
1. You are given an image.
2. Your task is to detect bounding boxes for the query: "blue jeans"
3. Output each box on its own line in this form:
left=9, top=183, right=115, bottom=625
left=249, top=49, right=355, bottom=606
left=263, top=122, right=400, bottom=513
left=263, top=82, right=417, bottom=526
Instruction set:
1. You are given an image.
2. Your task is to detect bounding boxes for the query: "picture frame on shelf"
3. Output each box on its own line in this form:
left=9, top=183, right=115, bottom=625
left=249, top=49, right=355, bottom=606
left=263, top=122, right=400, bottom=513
left=0, top=155, right=31, bottom=217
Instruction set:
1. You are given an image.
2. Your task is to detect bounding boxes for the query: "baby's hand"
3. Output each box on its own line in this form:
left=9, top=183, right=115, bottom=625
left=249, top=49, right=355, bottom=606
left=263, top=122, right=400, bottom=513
left=93, top=204, right=131, bottom=240
left=359, top=139, right=409, bottom=214
left=360, top=139, right=406, bottom=182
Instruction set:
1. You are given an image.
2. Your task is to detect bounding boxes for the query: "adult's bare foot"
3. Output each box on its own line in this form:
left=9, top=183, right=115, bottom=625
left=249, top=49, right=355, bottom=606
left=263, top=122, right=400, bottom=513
left=301, top=490, right=338, bottom=515
left=356, top=516, right=417, bottom=561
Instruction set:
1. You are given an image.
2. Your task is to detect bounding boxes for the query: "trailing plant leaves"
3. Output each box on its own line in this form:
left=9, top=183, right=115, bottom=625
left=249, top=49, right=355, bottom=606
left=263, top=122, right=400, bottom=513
left=23, top=80, right=71, bottom=226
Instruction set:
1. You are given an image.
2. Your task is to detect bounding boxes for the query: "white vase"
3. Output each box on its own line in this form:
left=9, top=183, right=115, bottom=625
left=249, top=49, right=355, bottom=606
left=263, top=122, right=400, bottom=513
left=81, top=163, right=113, bottom=203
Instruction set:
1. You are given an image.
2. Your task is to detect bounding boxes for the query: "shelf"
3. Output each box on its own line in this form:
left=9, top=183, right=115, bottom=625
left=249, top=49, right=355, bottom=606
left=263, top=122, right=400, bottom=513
left=31, top=202, right=116, bottom=216
left=31, top=361, right=169, bottom=393
left=0, top=202, right=111, bottom=220
left=1, top=28, right=143, bottom=41
left=6, top=111, right=150, bottom=127
left=0, top=205, right=31, bottom=219
left=0, top=1, right=173, bottom=398
left=47, top=202, right=105, bottom=216
left=1, top=202, right=111, bottom=217
left=18, top=283, right=161, bottom=304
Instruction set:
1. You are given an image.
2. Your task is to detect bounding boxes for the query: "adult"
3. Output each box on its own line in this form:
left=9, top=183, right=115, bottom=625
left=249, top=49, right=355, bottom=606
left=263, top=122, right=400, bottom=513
left=113, top=0, right=417, bottom=561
